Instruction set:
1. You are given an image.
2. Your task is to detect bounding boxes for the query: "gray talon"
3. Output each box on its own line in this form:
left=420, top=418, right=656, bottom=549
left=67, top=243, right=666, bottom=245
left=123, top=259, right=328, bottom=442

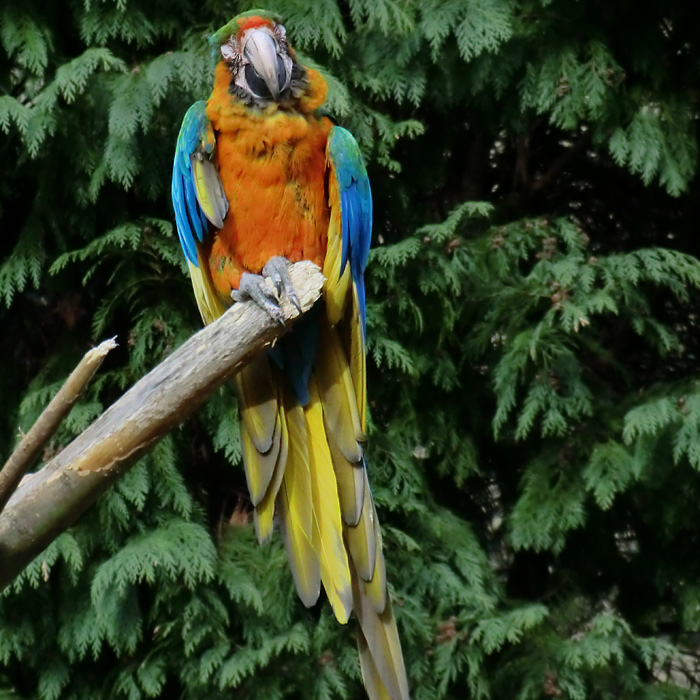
left=232, top=272, right=284, bottom=325
left=262, top=256, right=302, bottom=313
left=231, top=258, right=302, bottom=324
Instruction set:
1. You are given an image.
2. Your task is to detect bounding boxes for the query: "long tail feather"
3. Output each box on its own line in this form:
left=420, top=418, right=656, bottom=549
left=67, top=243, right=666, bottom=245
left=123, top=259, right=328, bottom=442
left=328, top=430, right=365, bottom=526
left=278, top=402, right=321, bottom=607
left=318, top=315, right=408, bottom=698
left=344, top=470, right=377, bottom=582
left=307, top=378, right=353, bottom=623
left=316, top=318, right=365, bottom=453
left=236, top=355, right=282, bottom=505
left=352, top=560, right=409, bottom=700
left=253, top=399, right=289, bottom=543
left=357, top=626, right=392, bottom=700
left=317, top=315, right=366, bottom=526
left=362, top=497, right=387, bottom=614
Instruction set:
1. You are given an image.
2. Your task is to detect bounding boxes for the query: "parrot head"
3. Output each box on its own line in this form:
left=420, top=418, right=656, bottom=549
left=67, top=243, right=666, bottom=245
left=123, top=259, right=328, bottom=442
left=209, top=11, right=308, bottom=108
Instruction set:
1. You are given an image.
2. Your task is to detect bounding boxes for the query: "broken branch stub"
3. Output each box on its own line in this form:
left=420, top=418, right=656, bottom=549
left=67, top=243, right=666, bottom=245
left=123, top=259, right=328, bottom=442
left=0, top=338, right=117, bottom=514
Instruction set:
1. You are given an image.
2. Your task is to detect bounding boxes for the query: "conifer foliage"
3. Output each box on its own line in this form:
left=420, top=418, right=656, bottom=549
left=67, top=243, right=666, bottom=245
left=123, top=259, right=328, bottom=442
left=2, top=0, right=700, bottom=698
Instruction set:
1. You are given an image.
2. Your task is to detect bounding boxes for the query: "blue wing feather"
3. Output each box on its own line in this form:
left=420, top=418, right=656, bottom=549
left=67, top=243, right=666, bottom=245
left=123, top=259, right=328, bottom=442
left=328, top=127, right=373, bottom=338
left=340, top=188, right=352, bottom=272
left=171, top=100, right=214, bottom=266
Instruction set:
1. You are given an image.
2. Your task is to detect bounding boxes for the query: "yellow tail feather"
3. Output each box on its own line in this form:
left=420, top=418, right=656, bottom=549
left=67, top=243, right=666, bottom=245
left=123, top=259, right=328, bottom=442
left=357, top=626, right=393, bottom=700
left=235, top=354, right=279, bottom=453
left=306, top=379, right=353, bottom=623
left=236, top=356, right=282, bottom=505
left=278, top=403, right=320, bottom=607
left=344, top=473, right=378, bottom=582
left=328, top=431, right=365, bottom=526
left=253, top=400, right=289, bottom=543
left=352, top=560, right=409, bottom=700
left=316, top=318, right=365, bottom=455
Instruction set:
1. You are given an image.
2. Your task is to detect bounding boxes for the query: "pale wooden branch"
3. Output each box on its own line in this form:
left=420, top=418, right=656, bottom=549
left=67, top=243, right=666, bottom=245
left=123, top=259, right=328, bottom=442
left=0, top=261, right=324, bottom=589
left=0, top=338, right=117, bottom=515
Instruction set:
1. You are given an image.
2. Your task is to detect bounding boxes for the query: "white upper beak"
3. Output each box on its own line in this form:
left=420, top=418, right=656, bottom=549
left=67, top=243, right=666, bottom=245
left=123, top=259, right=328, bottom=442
left=243, top=28, right=282, bottom=99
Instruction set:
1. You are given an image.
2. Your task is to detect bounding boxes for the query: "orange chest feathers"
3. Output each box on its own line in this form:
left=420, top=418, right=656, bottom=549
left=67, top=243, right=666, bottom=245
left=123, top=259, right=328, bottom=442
left=205, top=99, right=332, bottom=297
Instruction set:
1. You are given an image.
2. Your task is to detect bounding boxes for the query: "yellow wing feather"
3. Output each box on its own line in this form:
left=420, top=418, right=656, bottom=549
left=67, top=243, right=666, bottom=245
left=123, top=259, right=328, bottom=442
left=323, top=168, right=352, bottom=326
left=188, top=256, right=227, bottom=326
left=192, top=153, right=228, bottom=228
left=349, top=284, right=368, bottom=433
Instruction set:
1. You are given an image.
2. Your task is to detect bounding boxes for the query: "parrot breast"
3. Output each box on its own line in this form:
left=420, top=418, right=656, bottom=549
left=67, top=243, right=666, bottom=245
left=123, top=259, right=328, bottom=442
left=205, top=63, right=332, bottom=298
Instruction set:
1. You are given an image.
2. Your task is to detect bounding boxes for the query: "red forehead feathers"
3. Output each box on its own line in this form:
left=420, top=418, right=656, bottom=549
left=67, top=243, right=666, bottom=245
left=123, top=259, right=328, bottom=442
left=236, top=16, right=273, bottom=37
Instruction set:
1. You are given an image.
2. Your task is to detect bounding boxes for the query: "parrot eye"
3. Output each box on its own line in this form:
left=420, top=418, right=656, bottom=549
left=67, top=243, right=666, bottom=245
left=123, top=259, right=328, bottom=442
left=220, top=43, right=237, bottom=62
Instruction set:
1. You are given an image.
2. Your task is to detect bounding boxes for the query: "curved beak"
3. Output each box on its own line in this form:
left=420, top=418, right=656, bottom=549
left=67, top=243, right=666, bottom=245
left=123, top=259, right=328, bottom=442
left=243, top=28, right=283, bottom=99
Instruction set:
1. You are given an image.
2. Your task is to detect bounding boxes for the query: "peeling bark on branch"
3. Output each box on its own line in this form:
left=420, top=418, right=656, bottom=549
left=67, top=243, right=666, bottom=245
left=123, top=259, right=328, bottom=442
left=0, top=261, right=324, bottom=589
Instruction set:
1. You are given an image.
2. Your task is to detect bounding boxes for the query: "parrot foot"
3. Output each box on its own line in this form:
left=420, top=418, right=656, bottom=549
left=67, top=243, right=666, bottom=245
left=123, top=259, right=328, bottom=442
left=231, top=256, right=302, bottom=325
left=262, top=256, right=302, bottom=313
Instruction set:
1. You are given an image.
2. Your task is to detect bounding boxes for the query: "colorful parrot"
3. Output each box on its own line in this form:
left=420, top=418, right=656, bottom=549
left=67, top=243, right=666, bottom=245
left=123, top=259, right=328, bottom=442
left=171, top=11, right=409, bottom=700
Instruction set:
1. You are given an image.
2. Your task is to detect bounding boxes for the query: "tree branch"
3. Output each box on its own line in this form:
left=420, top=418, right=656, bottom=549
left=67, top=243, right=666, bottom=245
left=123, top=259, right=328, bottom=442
left=0, top=261, right=324, bottom=589
left=0, top=338, right=117, bottom=514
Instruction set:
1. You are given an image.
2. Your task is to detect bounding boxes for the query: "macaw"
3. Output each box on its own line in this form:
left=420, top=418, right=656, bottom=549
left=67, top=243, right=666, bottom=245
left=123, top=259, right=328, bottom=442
left=171, top=11, right=409, bottom=700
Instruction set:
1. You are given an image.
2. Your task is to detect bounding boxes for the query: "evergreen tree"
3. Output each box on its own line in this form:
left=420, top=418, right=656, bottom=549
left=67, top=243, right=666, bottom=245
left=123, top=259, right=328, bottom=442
left=2, top=0, right=700, bottom=697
